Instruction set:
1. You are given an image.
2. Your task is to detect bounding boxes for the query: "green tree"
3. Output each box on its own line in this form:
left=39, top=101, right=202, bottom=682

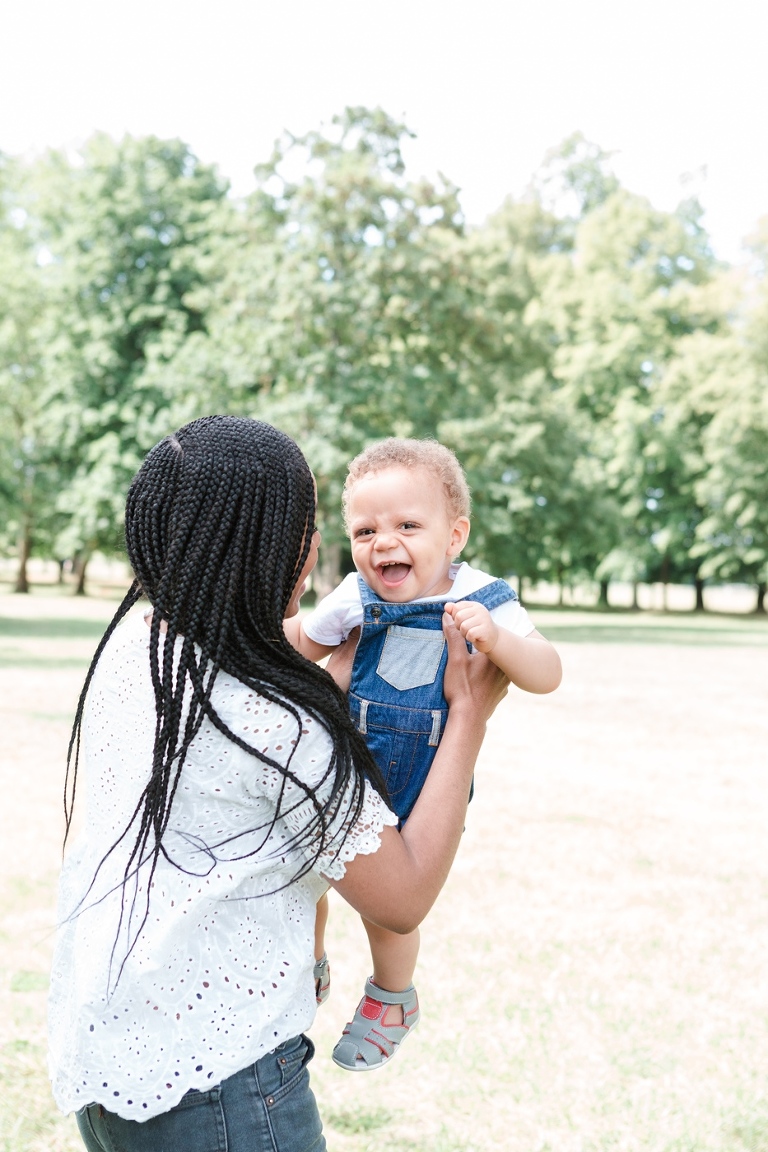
left=531, top=131, right=620, bottom=222
left=442, top=372, right=618, bottom=594
left=692, top=355, right=767, bottom=610
left=540, top=177, right=721, bottom=604
left=693, top=228, right=768, bottom=610
left=193, top=116, right=619, bottom=594
left=35, top=134, right=229, bottom=587
left=438, top=191, right=617, bottom=590
left=184, top=107, right=494, bottom=590
left=0, top=156, right=59, bottom=591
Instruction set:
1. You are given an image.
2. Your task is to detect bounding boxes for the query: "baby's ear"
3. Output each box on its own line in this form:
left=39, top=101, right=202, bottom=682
left=449, top=516, right=470, bottom=556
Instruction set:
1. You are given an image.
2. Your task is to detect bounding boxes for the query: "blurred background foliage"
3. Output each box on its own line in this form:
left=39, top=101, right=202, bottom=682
left=0, top=107, right=765, bottom=608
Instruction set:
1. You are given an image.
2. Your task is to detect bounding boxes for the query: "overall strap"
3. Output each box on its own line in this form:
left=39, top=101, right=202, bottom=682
left=355, top=576, right=447, bottom=625
left=357, top=574, right=380, bottom=607
left=357, top=573, right=517, bottom=612
left=459, top=578, right=518, bottom=612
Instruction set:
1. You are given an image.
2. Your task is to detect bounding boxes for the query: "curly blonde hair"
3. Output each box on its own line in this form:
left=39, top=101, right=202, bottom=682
left=342, top=438, right=471, bottom=528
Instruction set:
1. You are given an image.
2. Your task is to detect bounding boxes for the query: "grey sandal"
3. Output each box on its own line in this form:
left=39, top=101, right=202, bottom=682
left=332, top=978, right=420, bottom=1071
left=314, top=953, right=330, bottom=1005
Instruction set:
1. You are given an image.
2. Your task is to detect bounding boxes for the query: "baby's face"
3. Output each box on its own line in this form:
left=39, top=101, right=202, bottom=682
left=347, top=467, right=470, bottom=602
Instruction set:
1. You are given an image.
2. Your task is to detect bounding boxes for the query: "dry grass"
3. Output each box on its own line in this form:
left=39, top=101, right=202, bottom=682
left=1, top=592, right=767, bottom=1151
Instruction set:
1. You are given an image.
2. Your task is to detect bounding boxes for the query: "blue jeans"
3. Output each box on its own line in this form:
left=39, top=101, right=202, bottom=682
left=75, top=1034, right=326, bottom=1152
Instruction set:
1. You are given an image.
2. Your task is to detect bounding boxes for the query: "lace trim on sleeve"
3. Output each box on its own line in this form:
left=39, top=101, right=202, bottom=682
left=315, top=782, right=398, bottom=881
left=279, top=778, right=397, bottom=883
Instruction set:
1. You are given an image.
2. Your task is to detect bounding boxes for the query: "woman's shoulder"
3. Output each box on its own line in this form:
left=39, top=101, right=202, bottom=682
left=88, top=608, right=152, bottom=686
left=98, top=607, right=155, bottom=655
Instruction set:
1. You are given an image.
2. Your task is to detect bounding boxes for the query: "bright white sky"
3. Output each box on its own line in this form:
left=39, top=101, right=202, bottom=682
left=3, top=0, right=766, bottom=263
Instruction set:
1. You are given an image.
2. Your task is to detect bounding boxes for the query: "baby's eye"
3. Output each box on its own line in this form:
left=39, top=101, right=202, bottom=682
left=354, top=527, right=374, bottom=538
left=400, top=522, right=418, bottom=531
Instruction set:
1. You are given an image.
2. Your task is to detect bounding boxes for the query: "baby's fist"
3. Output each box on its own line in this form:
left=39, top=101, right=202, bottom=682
left=444, top=600, right=499, bottom=654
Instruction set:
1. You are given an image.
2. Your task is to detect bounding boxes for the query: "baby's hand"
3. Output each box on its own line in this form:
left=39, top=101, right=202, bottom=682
left=444, top=601, right=499, bottom=655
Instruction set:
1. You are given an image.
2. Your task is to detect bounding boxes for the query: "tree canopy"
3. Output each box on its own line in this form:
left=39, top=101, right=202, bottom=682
left=1, top=111, right=765, bottom=608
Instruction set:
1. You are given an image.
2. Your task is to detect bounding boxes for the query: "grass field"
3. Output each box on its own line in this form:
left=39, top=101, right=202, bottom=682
left=1, top=591, right=767, bottom=1151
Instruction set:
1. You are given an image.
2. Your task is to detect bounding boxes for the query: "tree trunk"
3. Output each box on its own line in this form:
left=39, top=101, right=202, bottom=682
left=311, top=540, right=341, bottom=603
left=598, top=578, right=609, bottom=608
left=660, top=554, right=670, bottom=611
left=631, top=582, right=640, bottom=610
left=694, top=577, right=705, bottom=612
left=756, top=583, right=766, bottom=615
left=13, top=514, right=32, bottom=594
left=73, top=552, right=90, bottom=596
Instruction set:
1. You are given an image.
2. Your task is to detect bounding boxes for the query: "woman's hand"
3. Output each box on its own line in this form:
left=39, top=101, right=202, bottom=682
left=442, top=611, right=509, bottom=723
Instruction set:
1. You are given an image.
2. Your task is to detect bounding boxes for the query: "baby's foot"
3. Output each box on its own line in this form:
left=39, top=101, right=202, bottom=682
left=331, top=979, right=420, bottom=1071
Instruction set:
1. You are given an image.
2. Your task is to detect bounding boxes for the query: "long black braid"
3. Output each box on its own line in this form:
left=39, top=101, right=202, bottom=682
left=64, top=416, right=387, bottom=984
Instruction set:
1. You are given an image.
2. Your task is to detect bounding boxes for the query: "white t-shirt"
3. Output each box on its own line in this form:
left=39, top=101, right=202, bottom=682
left=48, top=611, right=396, bottom=1122
left=304, top=562, right=535, bottom=648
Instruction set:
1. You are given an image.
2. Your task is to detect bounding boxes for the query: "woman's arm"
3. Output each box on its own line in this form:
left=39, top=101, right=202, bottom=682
left=283, top=615, right=335, bottom=662
left=327, top=614, right=508, bottom=933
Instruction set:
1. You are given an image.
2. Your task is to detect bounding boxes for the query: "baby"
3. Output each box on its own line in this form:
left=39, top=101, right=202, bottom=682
left=285, top=438, right=561, bottom=1070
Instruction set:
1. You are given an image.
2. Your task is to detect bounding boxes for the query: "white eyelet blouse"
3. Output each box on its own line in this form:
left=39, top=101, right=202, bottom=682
left=48, top=611, right=396, bottom=1122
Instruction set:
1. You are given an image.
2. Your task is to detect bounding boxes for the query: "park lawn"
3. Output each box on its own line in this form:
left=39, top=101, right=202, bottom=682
left=530, top=607, right=768, bottom=648
left=0, top=592, right=766, bottom=1151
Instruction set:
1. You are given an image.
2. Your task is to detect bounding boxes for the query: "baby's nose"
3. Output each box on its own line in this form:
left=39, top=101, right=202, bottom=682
left=373, top=531, right=397, bottom=550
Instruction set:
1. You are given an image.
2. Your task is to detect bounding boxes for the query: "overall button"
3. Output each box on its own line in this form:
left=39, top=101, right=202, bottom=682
left=371, top=606, right=382, bottom=619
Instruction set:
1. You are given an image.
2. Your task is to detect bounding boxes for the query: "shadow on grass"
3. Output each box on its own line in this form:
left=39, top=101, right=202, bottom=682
left=0, top=616, right=104, bottom=668
left=527, top=607, right=768, bottom=647
left=0, top=617, right=106, bottom=640
left=2, top=609, right=767, bottom=651
left=538, top=623, right=768, bottom=646
left=0, top=650, right=92, bottom=669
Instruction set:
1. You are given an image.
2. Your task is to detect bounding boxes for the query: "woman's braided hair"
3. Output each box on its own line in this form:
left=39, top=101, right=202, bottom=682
left=64, top=416, right=385, bottom=978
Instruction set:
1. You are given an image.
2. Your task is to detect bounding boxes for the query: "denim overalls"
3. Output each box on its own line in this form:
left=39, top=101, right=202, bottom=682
left=348, top=575, right=518, bottom=823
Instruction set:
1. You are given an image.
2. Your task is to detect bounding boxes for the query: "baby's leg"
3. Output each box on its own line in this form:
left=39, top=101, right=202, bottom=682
left=362, top=917, right=420, bottom=1026
left=332, top=919, right=420, bottom=1068
left=314, top=891, right=329, bottom=963
left=314, top=892, right=331, bottom=1004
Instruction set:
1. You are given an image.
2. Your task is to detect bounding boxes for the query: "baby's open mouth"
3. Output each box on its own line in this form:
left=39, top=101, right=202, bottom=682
left=377, top=562, right=411, bottom=586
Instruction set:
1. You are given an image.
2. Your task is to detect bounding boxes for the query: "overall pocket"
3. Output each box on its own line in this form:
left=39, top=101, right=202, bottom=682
left=376, top=625, right=445, bottom=691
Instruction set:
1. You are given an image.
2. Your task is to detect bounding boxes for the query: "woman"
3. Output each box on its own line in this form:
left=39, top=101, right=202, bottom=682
left=48, top=416, right=507, bottom=1151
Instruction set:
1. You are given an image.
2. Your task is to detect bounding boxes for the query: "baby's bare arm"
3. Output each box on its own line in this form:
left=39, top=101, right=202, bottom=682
left=444, top=601, right=562, bottom=694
